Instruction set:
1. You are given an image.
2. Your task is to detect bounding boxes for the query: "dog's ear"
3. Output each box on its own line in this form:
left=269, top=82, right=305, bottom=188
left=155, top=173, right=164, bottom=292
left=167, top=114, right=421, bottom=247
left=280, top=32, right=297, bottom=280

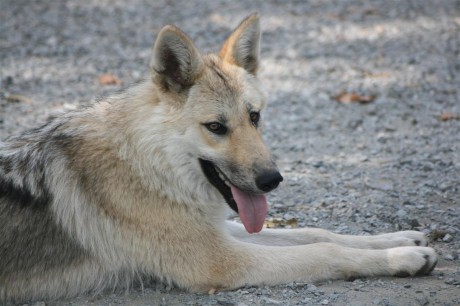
left=151, top=25, right=204, bottom=92
left=219, top=13, right=260, bottom=75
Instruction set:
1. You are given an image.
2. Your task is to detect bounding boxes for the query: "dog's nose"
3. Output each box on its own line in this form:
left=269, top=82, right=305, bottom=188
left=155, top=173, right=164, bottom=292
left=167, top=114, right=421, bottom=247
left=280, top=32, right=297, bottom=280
left=256, top=171, right=283, bottom=192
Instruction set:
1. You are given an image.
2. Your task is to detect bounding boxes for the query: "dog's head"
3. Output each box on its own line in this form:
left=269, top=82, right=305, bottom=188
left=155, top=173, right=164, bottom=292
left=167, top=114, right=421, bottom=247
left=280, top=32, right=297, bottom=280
left=150, top=14, right=282, bottom=233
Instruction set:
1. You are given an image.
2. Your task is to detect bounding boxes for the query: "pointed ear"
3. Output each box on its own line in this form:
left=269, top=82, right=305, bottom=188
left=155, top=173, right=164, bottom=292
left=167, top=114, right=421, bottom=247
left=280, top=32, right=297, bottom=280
left=151, top=25, right=204, bottom=92
left=219, top=14, right=261, bottom=75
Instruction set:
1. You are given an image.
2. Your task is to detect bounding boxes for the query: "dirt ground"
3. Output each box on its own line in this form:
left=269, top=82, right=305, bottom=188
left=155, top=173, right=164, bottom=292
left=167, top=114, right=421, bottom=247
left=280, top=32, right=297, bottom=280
left=1, top=0, right=459, bottom=305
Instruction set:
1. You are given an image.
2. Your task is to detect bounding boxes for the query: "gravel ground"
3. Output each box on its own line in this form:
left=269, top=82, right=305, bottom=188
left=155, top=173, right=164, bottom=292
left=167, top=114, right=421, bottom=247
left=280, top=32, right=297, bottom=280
left=1, top=0, right=459, bottom=305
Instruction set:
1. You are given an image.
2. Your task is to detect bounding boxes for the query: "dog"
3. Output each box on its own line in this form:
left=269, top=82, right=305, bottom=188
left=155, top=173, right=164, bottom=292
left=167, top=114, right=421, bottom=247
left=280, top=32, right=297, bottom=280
left=0, top=14, right=437, bottom=304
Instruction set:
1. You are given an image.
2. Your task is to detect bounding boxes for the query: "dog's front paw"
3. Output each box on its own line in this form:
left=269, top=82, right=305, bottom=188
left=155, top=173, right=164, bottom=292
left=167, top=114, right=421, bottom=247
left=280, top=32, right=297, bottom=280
left=386, top=246, right=437, bottom=277
left=376, top=230, right=429, bottom=247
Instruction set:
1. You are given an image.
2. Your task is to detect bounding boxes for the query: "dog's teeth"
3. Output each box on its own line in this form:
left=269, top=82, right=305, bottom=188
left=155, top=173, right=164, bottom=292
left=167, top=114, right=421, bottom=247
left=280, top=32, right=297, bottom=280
left=216, top=168, right=231, bottom=186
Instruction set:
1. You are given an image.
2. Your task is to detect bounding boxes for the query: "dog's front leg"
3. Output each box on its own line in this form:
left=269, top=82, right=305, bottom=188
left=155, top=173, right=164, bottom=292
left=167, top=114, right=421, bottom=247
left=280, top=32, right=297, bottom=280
left=196, top=241, right=437, bottom=291
left=226, top=220, right=334, bottom=246
left=226, top=221, right=428, bottom=249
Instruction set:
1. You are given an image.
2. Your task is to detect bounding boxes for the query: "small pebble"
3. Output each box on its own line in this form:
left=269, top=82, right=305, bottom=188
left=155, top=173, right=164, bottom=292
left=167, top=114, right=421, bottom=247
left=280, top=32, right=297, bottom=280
left=260, top=297, right=282, bottom=305
left=396, top=209, right=407, bottom=218
left=217, top=299, right=236, bottom=306
left=444, top=278, right=460, bottom=285
left=415, top=295, right=429, bottom=306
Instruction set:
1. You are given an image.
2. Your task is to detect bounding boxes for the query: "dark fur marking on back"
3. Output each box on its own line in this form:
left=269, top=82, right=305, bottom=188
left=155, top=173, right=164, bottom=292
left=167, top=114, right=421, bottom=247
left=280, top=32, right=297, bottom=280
left=0, top=117, right=75, bottom=211
left=0, top=156, right=13, bottom=173
left=51, top=133, right=75, bottom=149
left=0, top=178, right=52, bottom=209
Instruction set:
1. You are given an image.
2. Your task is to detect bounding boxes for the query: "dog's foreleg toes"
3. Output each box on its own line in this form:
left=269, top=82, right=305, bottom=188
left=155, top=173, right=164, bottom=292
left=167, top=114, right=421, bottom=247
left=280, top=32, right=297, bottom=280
left=415, top=255, right=438, bottom=276
left=393, top=255, right=437, bottom=277
left=377, top=231, right=429, bottom=248
left=415, top=237, right=429, bottom=247
left=388, top=247, right=438, bottom=277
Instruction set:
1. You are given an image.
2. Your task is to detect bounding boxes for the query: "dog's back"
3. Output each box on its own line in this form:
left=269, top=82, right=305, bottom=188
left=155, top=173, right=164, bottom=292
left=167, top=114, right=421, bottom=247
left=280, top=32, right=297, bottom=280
left=0, top=121, right=91, bottom=301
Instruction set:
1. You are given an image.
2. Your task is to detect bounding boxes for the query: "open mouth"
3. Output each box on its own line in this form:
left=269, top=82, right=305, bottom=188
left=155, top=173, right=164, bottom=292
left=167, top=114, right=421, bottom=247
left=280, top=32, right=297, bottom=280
left=198, top=158, right=268, bottom=234
left=199, top=158, right=238, bottom=212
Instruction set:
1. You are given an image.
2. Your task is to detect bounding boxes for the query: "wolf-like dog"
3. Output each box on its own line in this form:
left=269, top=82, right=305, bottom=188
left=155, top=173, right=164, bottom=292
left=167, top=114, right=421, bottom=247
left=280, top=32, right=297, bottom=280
left=0, top=14, right=437, bottom=303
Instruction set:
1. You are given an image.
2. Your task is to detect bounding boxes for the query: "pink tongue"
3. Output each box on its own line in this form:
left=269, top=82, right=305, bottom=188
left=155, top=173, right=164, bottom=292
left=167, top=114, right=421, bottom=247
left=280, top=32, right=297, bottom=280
left=230, top=185, right=268, bottom=234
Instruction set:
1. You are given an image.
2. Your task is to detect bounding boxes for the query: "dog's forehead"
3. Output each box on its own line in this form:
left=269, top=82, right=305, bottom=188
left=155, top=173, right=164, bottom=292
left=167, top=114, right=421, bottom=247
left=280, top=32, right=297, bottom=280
left=197, top=55, right=265, bottom=111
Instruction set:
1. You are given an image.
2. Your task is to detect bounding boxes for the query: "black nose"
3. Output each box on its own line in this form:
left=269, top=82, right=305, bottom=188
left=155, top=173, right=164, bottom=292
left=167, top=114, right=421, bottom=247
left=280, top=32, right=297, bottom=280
left=256, top=171, right=283, bottom=192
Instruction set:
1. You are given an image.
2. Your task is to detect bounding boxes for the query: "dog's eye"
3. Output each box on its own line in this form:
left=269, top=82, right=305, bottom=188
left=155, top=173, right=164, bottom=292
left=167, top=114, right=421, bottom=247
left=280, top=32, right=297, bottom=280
left=204, top=122, right=227, bottom=135
left=250, top=111, right=260, bottom=126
